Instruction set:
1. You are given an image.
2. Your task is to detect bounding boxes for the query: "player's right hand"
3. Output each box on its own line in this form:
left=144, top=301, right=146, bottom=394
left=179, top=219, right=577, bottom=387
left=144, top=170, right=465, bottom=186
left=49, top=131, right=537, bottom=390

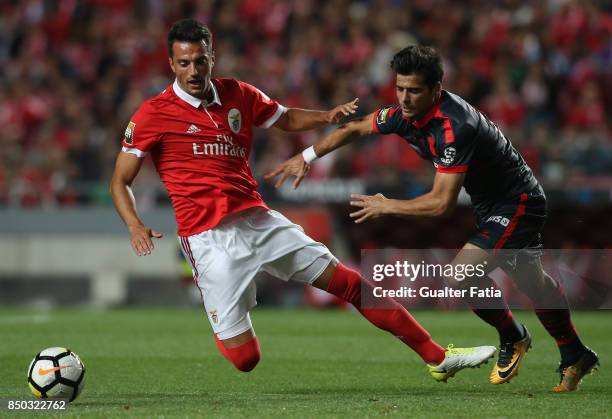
left=326, top=98, right=359, bottom=124
left=264, top=154, right=310, bottom=189
left=128, top=224, right=163, bottom=256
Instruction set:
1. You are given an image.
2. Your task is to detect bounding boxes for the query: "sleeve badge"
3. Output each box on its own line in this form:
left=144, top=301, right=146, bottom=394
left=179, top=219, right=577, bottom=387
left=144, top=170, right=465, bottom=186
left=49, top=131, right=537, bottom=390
left=441, top=146, right=457, bottom=165
left=376, top=106, right=392, bottom=125
left=124, top=121, right=136, bottom=145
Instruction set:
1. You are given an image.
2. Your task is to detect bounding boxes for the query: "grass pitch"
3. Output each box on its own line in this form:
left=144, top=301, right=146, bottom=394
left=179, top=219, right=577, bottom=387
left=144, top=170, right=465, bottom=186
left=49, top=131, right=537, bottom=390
left=1, top=307, right=610, bottom=418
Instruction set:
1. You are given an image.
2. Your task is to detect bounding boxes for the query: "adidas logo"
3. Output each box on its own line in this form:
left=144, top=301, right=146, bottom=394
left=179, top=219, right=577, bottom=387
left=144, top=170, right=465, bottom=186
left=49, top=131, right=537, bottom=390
left=187, top=124, right=201, bottom=133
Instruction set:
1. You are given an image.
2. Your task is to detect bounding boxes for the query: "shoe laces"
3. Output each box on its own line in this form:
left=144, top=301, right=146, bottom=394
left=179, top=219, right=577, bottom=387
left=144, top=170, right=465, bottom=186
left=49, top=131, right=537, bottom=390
left=556, top=361, right=575, bottom=383
left=556, top=361, right=570, bottom=374
left=497, top=342, right=515, bottom=368
left=445, top=344, right=473, bottom=356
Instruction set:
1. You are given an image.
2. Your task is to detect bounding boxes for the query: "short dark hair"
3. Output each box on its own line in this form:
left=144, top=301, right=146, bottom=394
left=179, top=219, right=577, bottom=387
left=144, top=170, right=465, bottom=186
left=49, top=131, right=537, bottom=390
left=390, top=46, right=443, bottom=88
left=167, top=19, right=213, bottom=56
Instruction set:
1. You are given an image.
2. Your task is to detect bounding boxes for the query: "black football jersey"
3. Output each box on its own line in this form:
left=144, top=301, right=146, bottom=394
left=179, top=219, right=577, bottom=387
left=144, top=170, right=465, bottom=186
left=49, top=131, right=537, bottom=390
left=373, top=90, right=539, bottom=211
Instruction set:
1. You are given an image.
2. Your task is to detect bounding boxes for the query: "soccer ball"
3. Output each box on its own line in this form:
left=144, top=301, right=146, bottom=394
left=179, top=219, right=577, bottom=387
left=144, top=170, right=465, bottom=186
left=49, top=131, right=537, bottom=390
left=27, top=347, right=86, bottom=402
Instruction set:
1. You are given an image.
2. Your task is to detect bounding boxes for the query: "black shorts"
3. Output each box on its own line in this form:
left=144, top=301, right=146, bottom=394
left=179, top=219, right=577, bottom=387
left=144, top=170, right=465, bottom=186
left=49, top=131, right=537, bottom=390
left=467, top=186, right=547, bottom=260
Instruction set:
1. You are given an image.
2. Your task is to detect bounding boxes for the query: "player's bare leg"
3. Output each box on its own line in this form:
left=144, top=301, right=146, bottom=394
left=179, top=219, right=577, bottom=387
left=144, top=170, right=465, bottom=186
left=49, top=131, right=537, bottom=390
left=506, top=256, right=599, bottom=392
left=312, top=262, right=496, bottom=382
left=218, top=329, right=255, bottom=348
left=215, top=328, right=261, bottom=372
left=448, top=243, right=530, bottom=385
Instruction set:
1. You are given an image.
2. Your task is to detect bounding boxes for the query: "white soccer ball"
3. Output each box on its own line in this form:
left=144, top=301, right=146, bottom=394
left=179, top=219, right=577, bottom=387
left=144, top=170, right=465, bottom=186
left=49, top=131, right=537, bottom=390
left=27, top=347, right=86, bottom=402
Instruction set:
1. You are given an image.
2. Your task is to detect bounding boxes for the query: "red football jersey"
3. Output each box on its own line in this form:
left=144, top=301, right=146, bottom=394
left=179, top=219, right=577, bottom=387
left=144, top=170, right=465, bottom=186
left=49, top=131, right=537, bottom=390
left=121, top=78, right=286, bottom=236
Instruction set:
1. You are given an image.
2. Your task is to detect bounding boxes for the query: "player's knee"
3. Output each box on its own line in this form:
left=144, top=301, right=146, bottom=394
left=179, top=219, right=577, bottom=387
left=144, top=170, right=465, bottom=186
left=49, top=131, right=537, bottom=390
left=540, top=271, right=560, bottom=291
left=224, top=337, right=261, bottom=372
left=444, top=273, right=466, bottom=290
left=515, top=262, right=554, bottom=295
left=231, top=352, right=260, bottom=372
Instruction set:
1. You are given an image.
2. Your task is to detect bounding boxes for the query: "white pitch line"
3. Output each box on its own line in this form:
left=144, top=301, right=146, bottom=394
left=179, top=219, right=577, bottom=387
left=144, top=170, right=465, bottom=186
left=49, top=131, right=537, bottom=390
left=0, top=313, right=51, bottom=325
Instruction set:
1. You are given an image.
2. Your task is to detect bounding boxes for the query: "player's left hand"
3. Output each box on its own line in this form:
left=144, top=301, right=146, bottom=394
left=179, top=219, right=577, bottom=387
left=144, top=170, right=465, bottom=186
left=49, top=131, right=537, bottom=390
left=326, top=98, right=359, bottom=124
left=349, top=193, right=390, bottom=223
left=264, top=154, right=311, bottom=189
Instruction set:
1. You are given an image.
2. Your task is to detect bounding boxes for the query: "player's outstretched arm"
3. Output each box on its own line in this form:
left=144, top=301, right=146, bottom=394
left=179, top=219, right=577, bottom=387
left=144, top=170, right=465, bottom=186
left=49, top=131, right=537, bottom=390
left=110, top=152, right=163, bottom=256
left=273, top=98, right=359, bottom=131
left=264, top=112, right=375, bottom=189
left=349, top=172, right=466, bottom=223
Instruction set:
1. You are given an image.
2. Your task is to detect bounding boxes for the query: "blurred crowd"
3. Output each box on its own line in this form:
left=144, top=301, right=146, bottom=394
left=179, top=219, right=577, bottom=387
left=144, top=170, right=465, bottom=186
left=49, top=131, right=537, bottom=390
left=0, top=0, right=610, bottom=208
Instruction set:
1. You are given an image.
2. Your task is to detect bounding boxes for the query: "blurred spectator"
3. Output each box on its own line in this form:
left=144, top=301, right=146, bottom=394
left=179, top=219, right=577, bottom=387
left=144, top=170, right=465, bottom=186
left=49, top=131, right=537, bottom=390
left=0, top=0, right=610, bottom=207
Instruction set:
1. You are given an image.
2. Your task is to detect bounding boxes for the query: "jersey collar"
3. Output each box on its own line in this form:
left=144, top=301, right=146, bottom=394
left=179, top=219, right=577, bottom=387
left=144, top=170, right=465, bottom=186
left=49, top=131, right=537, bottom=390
left=411, top=93, right=442, bottom=129
left=172, top=79, right=221, bottom=108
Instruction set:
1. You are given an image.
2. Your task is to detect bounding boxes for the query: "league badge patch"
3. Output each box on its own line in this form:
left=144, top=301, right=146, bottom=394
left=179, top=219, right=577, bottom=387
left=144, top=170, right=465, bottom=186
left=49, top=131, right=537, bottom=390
left=124, top=121, right=136, bottom=145
left=376, top=106, right=392, bottom=125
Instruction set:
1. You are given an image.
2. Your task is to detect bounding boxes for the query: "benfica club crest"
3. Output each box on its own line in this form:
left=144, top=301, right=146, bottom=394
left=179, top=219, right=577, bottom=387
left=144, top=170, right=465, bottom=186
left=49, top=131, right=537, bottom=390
left=228, top=108, right=241, bottom=134
left=209, top=309, right=218, bottom=324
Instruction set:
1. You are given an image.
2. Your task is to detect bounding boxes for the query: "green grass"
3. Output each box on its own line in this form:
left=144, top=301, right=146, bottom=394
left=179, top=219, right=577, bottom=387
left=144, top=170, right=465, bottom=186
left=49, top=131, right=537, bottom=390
left=0, top=307, right=610, bottom=418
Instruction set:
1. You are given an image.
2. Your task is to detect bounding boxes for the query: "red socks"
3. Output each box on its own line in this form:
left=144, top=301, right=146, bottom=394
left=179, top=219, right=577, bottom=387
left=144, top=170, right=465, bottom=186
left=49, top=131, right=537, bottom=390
left=212, top=262, right=450, bottom=369
left=215, top=334, right=261, bottom=372
left=327, top=263, right=446, bottom=365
